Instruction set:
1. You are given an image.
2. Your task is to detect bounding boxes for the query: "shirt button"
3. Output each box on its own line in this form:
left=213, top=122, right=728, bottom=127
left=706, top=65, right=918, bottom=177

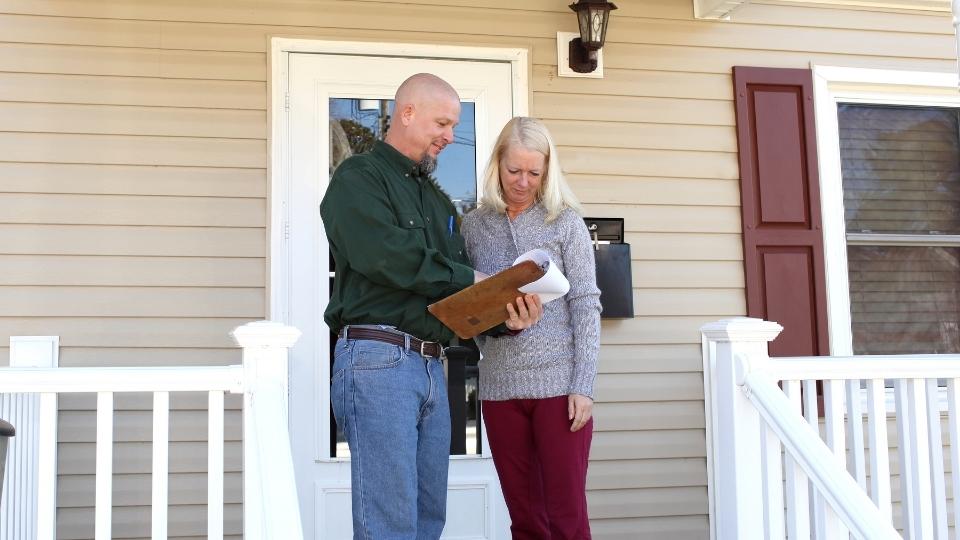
left=426, top=217, right=431, bottom=223
left=409, top=220, right=414, bottom=225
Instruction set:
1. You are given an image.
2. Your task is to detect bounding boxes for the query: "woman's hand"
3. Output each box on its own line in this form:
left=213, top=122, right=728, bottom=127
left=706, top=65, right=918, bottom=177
left=568, top=394, right=593, bottom=432
left=504, top=294, right=542, bottom=331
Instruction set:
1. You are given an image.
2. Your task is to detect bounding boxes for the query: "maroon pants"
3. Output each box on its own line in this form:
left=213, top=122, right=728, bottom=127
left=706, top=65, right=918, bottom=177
left=483, top=395, right=593, bottom=540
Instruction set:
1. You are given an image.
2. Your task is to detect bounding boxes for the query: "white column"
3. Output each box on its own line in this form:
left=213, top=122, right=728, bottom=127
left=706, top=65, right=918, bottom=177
left=701, top=318, right=783, bottom=540
left=1, top=336, right=58, bottom=540
left=231, top=321, right=301, bottom=540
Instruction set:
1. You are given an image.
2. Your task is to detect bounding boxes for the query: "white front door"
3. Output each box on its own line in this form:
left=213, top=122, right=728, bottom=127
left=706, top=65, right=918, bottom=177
left=276, top=43, right=526, bottom=540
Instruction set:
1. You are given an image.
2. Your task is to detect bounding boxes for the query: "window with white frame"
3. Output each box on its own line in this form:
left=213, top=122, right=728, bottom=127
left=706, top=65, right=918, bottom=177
left=837, top=103, right=960, bottom=355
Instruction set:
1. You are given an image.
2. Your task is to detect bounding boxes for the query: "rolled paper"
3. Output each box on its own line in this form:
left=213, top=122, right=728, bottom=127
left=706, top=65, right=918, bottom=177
left=514, top=249, right=570, bottom=303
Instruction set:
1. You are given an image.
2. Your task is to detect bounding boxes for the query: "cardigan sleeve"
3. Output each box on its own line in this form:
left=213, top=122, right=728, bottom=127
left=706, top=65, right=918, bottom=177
left=559, top=210, right=602, bottom=397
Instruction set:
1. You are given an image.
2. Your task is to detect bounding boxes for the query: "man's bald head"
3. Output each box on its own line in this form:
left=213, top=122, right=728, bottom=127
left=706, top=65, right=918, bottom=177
left=395, top=73, right=460, bottom=110
left=385, top=73, right=461, bottom=173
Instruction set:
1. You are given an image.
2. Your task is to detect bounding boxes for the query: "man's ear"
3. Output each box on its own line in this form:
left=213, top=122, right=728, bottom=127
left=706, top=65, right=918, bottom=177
left=398, top=103, right=415, bottom=126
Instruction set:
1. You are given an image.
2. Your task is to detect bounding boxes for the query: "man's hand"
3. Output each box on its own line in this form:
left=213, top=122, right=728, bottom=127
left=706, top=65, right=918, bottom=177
left=568, top=394, right=593, bottom=432
left=504, top=294, right=542, bottom=331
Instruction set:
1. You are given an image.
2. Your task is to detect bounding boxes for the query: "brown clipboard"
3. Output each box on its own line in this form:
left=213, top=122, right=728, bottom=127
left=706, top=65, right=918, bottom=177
left=428, top=260, right=545, bottom=339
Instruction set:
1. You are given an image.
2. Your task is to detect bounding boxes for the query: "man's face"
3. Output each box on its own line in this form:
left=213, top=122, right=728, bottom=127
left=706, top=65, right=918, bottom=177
left=405, top=95, right=461, bottom=173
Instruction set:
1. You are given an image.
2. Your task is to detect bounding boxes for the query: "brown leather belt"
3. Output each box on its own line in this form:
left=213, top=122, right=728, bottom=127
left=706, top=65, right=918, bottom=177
left=339, top=327, right=443, bottom=359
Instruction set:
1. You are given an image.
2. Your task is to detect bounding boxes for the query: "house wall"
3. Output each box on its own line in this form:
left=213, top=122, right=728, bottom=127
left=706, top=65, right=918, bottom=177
left=0, top=0, right=954, bottom=538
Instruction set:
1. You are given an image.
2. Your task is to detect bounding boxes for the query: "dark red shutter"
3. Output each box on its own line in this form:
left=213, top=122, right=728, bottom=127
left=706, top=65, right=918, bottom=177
left=733, top=66, right=830, bottom=357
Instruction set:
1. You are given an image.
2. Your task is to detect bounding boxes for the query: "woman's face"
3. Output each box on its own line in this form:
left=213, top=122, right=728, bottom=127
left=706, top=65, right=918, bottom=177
left=499, top=145, right=545, bottom=211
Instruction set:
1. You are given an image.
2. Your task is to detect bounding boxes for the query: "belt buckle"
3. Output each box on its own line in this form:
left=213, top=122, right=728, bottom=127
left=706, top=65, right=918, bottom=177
left=420, top=340, right=440, bottom=358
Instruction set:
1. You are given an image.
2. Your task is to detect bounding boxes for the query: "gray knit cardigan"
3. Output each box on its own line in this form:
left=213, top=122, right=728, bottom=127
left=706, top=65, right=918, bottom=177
left=461, top=203, right=602, bottom=400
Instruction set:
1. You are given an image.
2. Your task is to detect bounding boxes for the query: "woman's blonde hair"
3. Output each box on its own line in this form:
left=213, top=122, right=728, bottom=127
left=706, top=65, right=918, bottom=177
left=479, top=116, right=582, bottom=222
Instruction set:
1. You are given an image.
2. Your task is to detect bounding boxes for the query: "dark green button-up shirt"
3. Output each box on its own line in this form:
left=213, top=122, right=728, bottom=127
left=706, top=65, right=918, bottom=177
left=320, top=141, right=475, bottom=343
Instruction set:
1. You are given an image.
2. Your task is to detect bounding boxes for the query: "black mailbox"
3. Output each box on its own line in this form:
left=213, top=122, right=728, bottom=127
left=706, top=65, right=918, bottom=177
left=584, top=217, right=634, bottom=318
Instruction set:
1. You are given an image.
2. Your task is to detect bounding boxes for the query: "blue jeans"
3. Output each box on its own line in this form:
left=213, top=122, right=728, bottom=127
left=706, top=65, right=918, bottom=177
left=330, top=329, right=451, bottom=540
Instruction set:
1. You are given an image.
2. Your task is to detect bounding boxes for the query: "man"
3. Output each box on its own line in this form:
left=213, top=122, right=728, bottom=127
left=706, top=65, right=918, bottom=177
left=320, top=73, right=541, bottom=539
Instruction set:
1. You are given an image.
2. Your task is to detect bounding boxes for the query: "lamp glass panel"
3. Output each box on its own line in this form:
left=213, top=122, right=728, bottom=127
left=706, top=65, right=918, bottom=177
left=577, top=9, right=590, bottom=41
left=598, top=10, right=611, bottom=45
left=590, top=10, right=603, bottom=42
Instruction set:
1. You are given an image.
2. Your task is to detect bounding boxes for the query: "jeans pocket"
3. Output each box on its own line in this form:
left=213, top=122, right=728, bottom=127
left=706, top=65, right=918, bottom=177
left=330, top=367, right=347, bottom=429
left=351, top=339, right=404, bottom=370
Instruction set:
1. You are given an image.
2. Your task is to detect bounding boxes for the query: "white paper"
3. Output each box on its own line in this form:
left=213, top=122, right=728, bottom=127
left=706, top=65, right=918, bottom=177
left=513, top=249, right=570, bottom=303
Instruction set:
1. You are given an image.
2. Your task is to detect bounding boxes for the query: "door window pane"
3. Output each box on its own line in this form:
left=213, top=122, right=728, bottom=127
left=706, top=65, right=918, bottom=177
left=330, top=98, right=478, bottom=214
left=328, top=97, right=481, bottom=457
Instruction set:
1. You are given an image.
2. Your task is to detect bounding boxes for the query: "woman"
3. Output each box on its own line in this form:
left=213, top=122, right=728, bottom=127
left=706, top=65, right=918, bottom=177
left=461, top=117, right=602, bottom=540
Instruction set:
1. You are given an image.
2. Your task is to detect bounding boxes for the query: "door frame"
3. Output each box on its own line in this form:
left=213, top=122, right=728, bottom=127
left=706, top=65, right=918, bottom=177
left=268, top=36, right=529, bottom=330
left=269, top=38, right=529, bottom=538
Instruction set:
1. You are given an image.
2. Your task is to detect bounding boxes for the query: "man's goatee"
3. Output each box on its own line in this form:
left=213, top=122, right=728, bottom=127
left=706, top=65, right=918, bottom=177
left=416, top=155, right=438, bottom=176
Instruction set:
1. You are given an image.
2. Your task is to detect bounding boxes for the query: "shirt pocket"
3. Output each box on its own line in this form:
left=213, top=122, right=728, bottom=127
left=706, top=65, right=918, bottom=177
left=398, top=212, right=425, bottom=230
left=398, top=212, right=426, bottom=244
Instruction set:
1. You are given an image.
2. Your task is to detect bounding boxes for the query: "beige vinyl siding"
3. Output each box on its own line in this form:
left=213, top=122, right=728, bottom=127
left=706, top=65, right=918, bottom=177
left=0, top=0, right=954, bottom=538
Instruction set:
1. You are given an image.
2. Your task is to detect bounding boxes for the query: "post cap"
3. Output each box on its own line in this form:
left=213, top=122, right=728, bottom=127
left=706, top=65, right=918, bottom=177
left=230, top=320, right=302, bottom=349
left=700, top=317, right=783, bottom=342
left=0, top=419, right=15, bottom=437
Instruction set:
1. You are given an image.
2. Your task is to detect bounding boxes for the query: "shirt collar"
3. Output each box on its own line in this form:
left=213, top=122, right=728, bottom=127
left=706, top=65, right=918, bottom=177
left=373, top=140, right=419, bottom=177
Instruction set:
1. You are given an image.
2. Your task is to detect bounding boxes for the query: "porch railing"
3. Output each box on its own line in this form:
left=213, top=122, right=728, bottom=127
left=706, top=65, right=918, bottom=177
left=0, top=321, right=303, bottom=540
left=703, top=318, right=960, bottom=540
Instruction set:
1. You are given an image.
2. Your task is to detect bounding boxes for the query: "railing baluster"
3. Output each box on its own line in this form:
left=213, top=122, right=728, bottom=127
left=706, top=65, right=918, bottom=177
left=19, top=393, right=30, bottom=538
left=25, top=393, right=34, bottom=539
left=924, top=378, right=948, bottom=540
left=845, top=379, right=866, bottom=489
left=36, top=392, right=56, bottom=540
left=208, top=390, right=225, bottom=540
left=782, top=380, right=810, bottom=539
left=894, top=379, right=915, bottom=534
left=761, top=421, right=785, bottom=539
left=152, top=391, right=169, bottom=540
left=802, top=379, right=819, bottom=431
left=822, top=379, right=847, bottom=538
left=908, top=379, right=934, bottom=540
left=865, top=378, right=892, bottom=523
left=801, top=379, right=823, bottom=538
left=95, top=391, right=113, bottom=540
left=896, top=379, right=934, bottom=539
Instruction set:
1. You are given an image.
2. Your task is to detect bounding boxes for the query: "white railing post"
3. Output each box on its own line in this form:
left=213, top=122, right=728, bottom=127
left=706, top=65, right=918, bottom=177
left=701, top=318, right=783, bottom=540
left=232, top=321, right=301, bottom=423
left=1, top=336, right=58, bottom=540
left=231, top=321, right=302, bottom=540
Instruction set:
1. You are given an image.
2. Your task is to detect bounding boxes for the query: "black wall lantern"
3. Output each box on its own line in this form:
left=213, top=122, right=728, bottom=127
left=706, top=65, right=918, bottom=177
left=568, top=0, right=618, bottom=73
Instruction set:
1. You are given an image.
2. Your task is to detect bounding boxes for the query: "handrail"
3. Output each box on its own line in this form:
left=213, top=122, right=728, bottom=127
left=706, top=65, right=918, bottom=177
left=764, top=354, right=960, bottom=382
left=743, top=369, right=901, bottom=540
left=0, top=365, right=244, bottom=393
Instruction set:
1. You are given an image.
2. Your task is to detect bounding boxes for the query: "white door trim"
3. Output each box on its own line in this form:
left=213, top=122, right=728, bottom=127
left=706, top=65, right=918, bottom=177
left=269, top=37, right=529, bottom=325
left=269, top=38, right=528, bottom=539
